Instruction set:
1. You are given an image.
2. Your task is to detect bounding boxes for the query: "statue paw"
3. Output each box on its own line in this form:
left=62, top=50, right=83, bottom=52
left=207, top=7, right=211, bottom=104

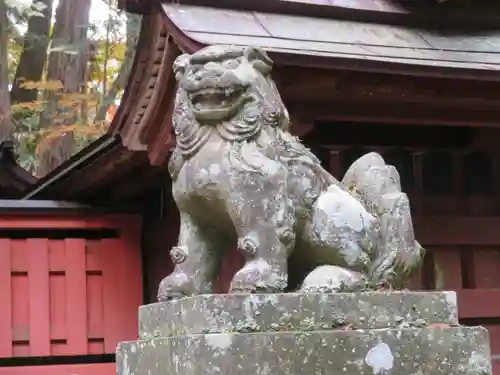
left=229, top=259, right=288, bottom=293
left=299, top=265, right=367, bottom=293
left=157, top=271, right=192, bottom=302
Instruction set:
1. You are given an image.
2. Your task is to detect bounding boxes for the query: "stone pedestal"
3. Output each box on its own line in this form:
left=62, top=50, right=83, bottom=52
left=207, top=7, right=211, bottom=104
left=116, top=291, right=492, bottom=375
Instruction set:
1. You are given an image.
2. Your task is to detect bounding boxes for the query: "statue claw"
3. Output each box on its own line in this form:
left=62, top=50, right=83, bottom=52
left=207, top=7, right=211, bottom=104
left=157, top=291, right=185, bottom=302
left=229, top=259, right=288, bottom=294
left=157, top=272, right=192, bottom=302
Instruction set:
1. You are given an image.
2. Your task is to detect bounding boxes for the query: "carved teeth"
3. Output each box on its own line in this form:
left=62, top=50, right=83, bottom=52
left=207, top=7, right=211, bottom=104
left=190, top=87, right=237, bottom=100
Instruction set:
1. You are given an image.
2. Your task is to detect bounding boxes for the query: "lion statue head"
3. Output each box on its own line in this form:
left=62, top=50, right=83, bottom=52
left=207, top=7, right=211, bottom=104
left=174, top=45, right=289, bottom=125
left=171, top=45, right=294, bottom=151
left=169, top=45, right=328, bottom=187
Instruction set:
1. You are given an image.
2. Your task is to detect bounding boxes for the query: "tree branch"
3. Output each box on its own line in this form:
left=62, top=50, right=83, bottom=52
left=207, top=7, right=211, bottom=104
left=94, top=12, right=140, bottom=124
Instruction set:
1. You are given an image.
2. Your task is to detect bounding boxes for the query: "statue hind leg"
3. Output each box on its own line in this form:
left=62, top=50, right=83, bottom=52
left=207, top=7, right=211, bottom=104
left=341, top=152, right=424, bottom=289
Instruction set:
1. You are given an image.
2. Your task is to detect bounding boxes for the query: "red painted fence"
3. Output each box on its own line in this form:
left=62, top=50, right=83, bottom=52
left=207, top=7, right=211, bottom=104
left=0, top=202, right=143, bottom=361
left=0, top=363, right=115, bottom=375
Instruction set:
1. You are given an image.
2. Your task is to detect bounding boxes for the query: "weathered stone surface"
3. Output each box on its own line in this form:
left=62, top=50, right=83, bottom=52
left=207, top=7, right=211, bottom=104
left=118, top=291, right=492, bottom=375
left=158, top=44, right=425, bottom=301
left=139, top=291, right=459, bottom=339
left=117, top=326, right=491, bottom=375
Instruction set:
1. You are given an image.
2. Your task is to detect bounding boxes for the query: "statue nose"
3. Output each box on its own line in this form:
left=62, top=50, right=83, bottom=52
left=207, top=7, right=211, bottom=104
left=193, top=70, right=224, bottom=83
left=204, top=62, right=225, bottom=76
left=206, top=68, right=224, bottom=78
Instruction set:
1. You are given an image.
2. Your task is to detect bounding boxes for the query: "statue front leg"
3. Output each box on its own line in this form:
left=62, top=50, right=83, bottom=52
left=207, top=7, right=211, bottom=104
left=228, top=168, right=296, bottom=293
left=158, top=213, right=220, bottom=301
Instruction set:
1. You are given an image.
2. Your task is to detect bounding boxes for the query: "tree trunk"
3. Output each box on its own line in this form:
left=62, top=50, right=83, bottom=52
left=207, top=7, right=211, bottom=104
left=10, top=0, right=54, bottom=105
left=0, top=0, right=13, bottom=141
left=36, top=0, right=91, bottom=177
left=94, top=13, right=141, bottom=124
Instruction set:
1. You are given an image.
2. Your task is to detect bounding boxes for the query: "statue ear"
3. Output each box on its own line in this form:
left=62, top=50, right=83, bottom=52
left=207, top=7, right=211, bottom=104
left=173, top=53, right=190, bottom=81
left=244, top=46, right=273, bottom=75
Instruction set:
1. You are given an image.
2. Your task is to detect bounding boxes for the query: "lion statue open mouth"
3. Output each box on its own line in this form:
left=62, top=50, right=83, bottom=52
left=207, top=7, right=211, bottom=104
left=158, top=45, right=424, bottom=301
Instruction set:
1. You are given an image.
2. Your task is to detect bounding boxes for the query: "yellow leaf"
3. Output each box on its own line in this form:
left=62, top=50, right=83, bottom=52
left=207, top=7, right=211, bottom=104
left=20, top=80, right=64, bottom=91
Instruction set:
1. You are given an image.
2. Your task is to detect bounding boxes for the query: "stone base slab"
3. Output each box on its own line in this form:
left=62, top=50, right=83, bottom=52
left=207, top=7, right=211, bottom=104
left=139, top=291, right=459, bottom=339
left=117, top=326, right=491, bottom=375
left=117, top=292, right=491, bottom=375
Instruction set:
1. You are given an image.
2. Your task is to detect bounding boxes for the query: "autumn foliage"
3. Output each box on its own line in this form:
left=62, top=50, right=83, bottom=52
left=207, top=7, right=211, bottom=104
left=1, top=0, right=140, bottom=176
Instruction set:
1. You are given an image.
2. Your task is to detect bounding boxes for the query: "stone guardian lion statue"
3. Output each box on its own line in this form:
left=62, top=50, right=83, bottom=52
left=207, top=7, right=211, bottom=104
left=158, top=45, right=424, bottom=301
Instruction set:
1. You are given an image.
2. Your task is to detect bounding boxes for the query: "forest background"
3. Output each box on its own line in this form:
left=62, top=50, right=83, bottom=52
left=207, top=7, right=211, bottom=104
left=0, top=0, right=140, bottom=177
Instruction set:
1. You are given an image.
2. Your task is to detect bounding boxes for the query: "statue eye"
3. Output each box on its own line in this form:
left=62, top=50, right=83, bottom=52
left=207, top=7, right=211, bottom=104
left=222, top=59, right=240, bottom=69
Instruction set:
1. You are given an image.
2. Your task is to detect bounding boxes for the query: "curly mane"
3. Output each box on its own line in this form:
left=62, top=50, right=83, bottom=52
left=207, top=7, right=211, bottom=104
left=169, top=47, right=337, bottom=195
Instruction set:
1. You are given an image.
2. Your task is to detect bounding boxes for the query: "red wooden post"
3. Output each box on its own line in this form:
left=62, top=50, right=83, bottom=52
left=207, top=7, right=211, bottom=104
left=28, top=239, right=50, bottom=356
left=101, top=238, right=126, bottom=353
left=468, top=248, right=500, bottom=289
left=0, top=239, right=12, bottom=357
left=65, top=239, right=88, bottom=355
left=11, top=241, right=29, bottom=356
left=49, top=240, right=67, bottom=355
left=86, top=240, right=105, bottom=354
left=432, top=248, right=463, bottom=290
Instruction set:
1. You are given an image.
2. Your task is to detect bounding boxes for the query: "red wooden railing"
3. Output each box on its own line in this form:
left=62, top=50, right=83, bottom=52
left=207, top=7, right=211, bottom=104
left=0, top=203, right=142, bottom=363
left=0, top=363, right=115, bottom=375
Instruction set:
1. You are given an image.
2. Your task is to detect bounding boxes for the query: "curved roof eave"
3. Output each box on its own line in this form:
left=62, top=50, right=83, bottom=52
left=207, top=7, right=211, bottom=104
left=160, top=2, right=500, bottom=82
left=107, top=13, right=184, bottom=166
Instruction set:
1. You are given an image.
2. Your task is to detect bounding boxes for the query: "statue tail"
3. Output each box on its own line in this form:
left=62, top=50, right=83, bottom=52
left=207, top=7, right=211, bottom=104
left=341, top=152, right=425, bottom=288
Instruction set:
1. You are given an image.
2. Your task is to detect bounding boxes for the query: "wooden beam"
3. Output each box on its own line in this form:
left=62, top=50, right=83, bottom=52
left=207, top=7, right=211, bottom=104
left=289, top=100, right=500, bottom=128
left=279, top=68, right=500, bottom=106
left=414, top=216, right=500, bottom=246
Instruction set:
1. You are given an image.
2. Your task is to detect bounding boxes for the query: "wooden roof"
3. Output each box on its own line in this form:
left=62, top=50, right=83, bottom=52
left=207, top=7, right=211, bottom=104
left=160, top=2, right=500, bottom=76
left=121, top=0, right=500, bottom=27
left=21, top=0, right=500, bottom=202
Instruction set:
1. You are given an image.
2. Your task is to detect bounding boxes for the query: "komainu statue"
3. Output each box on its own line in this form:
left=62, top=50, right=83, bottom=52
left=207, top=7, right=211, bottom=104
left=158, top=45, right=424, bottom=301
